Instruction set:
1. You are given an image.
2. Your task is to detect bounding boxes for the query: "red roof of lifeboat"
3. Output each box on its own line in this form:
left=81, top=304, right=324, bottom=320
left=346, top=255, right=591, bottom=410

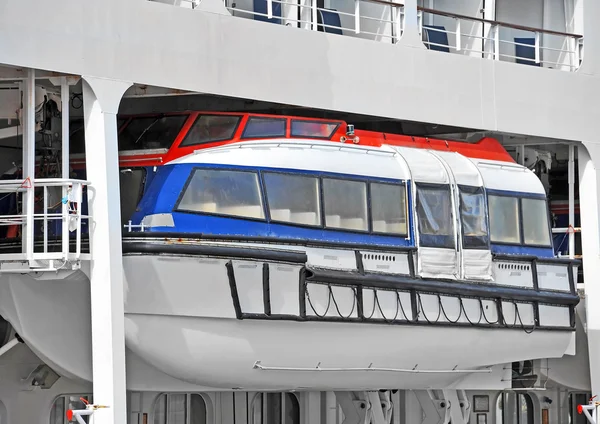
left=113, top=112, right=515, bottom=167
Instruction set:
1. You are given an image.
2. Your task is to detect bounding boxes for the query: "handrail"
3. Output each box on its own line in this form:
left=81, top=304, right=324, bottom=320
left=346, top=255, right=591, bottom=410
left=165, top=0, right=584, bottom=72
left=417, top=6, right=583, bottom=39
left=0, top=178, right=91, bottom=267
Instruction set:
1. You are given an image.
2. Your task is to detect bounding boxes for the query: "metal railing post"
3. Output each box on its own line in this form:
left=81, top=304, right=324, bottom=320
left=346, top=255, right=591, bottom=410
left=455, top=18, right=461, bottom=51
left=394, top=5, right=402, bottom=43
left=43, top=186, right=48, bottom=254
left=61, top=77, right=70, bottom=260
left=267, top=0, right=273, bottom=20
left=493, top=25, right=500, bottom=60
left=354, top=0, right=361, bottom=34
left=534, top=31, right=541, bottom=65
left=311, top=0, right=318, bottom=31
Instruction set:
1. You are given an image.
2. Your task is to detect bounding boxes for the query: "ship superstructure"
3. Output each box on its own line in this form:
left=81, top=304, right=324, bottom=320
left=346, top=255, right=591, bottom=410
left=0, top=0, right=597, bottom=423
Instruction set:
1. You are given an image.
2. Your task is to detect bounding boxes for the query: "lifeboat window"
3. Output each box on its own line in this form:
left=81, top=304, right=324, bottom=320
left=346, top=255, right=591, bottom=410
left=459, top=186, right=489, bottom=249
left=153, top=393, right=207, bottom=424
left=370, top=182, right=408, bottom=235
left=263, top=172, right=321, bottom=226
left=415, top=184, right=454, bottom=248
left=179, top=115, right=241, bottom=147
left=177, top=168, right=265, bottom=220
left=488, top=195, right=521, bottom=244
left=242, top=117, right=287, bottom=139
left=522, top=198, right=551, bottom=246
left=323, top=178, right=368, bottom=231
left=290, top=119, right=339, bottom=139
left=118, top=115, right=188, bottom=151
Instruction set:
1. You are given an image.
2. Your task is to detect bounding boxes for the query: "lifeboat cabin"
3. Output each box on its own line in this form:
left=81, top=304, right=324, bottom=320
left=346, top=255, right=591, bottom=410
left=0, top=112, right=581, bottom=391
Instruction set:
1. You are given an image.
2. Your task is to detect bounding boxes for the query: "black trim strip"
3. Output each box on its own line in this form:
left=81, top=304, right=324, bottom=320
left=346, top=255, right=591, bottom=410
left=122, top=232, right=417, bottom=253
left=407, top=250, right=416, bottom=278
left=568, top=262, right=576, bottom=294
left=262, top=263, right=271, bottom=316
left=122, top=241, right=307, bottom=264
left=226, top=261, right=243, bottom=320
left=299, top=267, right=307, bottom=318
left=355, top=250, right=364, bottom=274
left=306, top=268, right=580, bottom=307
left=493, top=253, right=581, bottom=266
left=238, top=312, right=574, bottom=332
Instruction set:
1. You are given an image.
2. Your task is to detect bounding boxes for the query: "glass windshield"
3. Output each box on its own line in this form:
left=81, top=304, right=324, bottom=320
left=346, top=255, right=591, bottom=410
left=177, top=169, right=265, bottom=220
left=118, top=115, right=188, bottom=151
left=488, top=195, right=520, bottom=244
left=263, top=172, right=321, bottom=226
left=522, top=198, right=551, bottom=246
left=290, top=120, right=338, bottom=139
left=179, top=115, right=241, bottom=147
left=416, top=184, right=454, bottom=248
left=459, top=186, right=488, bottom=249
left=370, top=182, right=407, bottom=235
left=242, top=117, right=286, bottom=139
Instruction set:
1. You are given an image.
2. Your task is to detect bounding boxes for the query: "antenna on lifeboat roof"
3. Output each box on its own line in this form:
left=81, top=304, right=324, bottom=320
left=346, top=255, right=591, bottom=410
left=340, top=124, right=360, bottom=144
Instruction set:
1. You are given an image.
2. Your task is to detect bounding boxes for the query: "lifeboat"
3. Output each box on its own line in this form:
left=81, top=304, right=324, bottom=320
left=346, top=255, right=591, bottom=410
left=0, top=112, right=580, bottom=391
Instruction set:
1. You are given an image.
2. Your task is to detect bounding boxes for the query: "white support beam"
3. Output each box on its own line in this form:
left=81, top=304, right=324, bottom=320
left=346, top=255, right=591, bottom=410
left=569, top=144, right=576, bottom=258
left=82, top=75, right=132, bottom=424
left=23, top=69, right=36, bottom=260
left=579, top=141, right=600, bottom=400
left=61, top=77, right=70, bottom=258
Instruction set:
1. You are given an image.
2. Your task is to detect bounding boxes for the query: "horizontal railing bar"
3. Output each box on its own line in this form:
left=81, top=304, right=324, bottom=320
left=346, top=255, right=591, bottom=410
left=418, top=6, right=582, bottom=38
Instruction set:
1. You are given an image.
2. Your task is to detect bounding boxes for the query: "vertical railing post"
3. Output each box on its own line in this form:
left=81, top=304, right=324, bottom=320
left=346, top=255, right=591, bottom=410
left=23, top=69, right=36, bottom=262
left=493, top=25, right=500, bottom=60
left=354, top=0, right=360, bottom=34
left=311, top=0, right=318, bottom=31
left=417, top=10, right=423, bottom=37
left=267, top=0, right=273, bottom=20
left=534, top=31, right=541, bottom=65
left=61, top=77, right=70, bottom=260
left=394, top=5, right=402, bottom=43
left=76, top=183, right=82, bottom=259
left=43, top=185, right=48, bottom=254
left=455, top=18, right=461, bottom=51
left=568, top=144, right=575, bottom=259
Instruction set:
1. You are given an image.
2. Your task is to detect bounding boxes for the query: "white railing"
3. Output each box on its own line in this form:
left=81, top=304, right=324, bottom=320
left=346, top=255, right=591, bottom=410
left=418, top=7, right=583, bottom=71
left=225, top=0, right=404, bottom=44
left=158, top=0, right=585, bottom=72
left=0, top=178, right=91, bottom=269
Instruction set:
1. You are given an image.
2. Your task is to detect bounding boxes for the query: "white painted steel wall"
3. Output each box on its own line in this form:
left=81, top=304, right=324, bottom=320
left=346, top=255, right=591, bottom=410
left=0, top=0, right=597, bottom=143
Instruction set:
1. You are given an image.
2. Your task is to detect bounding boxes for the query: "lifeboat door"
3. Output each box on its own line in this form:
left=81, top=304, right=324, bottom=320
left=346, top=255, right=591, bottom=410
left=429, top=151, right=493, bottom=281
left=393, top=147, right=459, bottom=280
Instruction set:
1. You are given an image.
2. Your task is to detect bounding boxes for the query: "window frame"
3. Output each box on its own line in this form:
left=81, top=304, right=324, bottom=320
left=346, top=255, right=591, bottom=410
left=487, top=190, right=552, bottom=248
left=174, top=166, right=268, bottom=223
left=261, top=170, right=322, bottom=228
left=520, top=196, right=553, bottom=248
left=241, top=116, right=288, bottom=140
left=321, top=174, right=371, bottom=234
left=369, top=180, right=409, bottom=238
left=178, top=114, right=243, bottom=148
left=457, top=184, right=490, bottom=250
left=173, top=166, right=410, bottom=238
left=289, top=119, right=340, bottom=140
left=414, top=182, right=456, bottom=249
left=116, top=114, right=189, bottom=153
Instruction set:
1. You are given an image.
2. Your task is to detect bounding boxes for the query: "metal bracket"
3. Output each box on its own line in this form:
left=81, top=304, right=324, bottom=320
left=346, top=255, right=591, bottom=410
left=66, top=397, right=109, bottom=424
left=578, top=397, right=600, bottom=424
